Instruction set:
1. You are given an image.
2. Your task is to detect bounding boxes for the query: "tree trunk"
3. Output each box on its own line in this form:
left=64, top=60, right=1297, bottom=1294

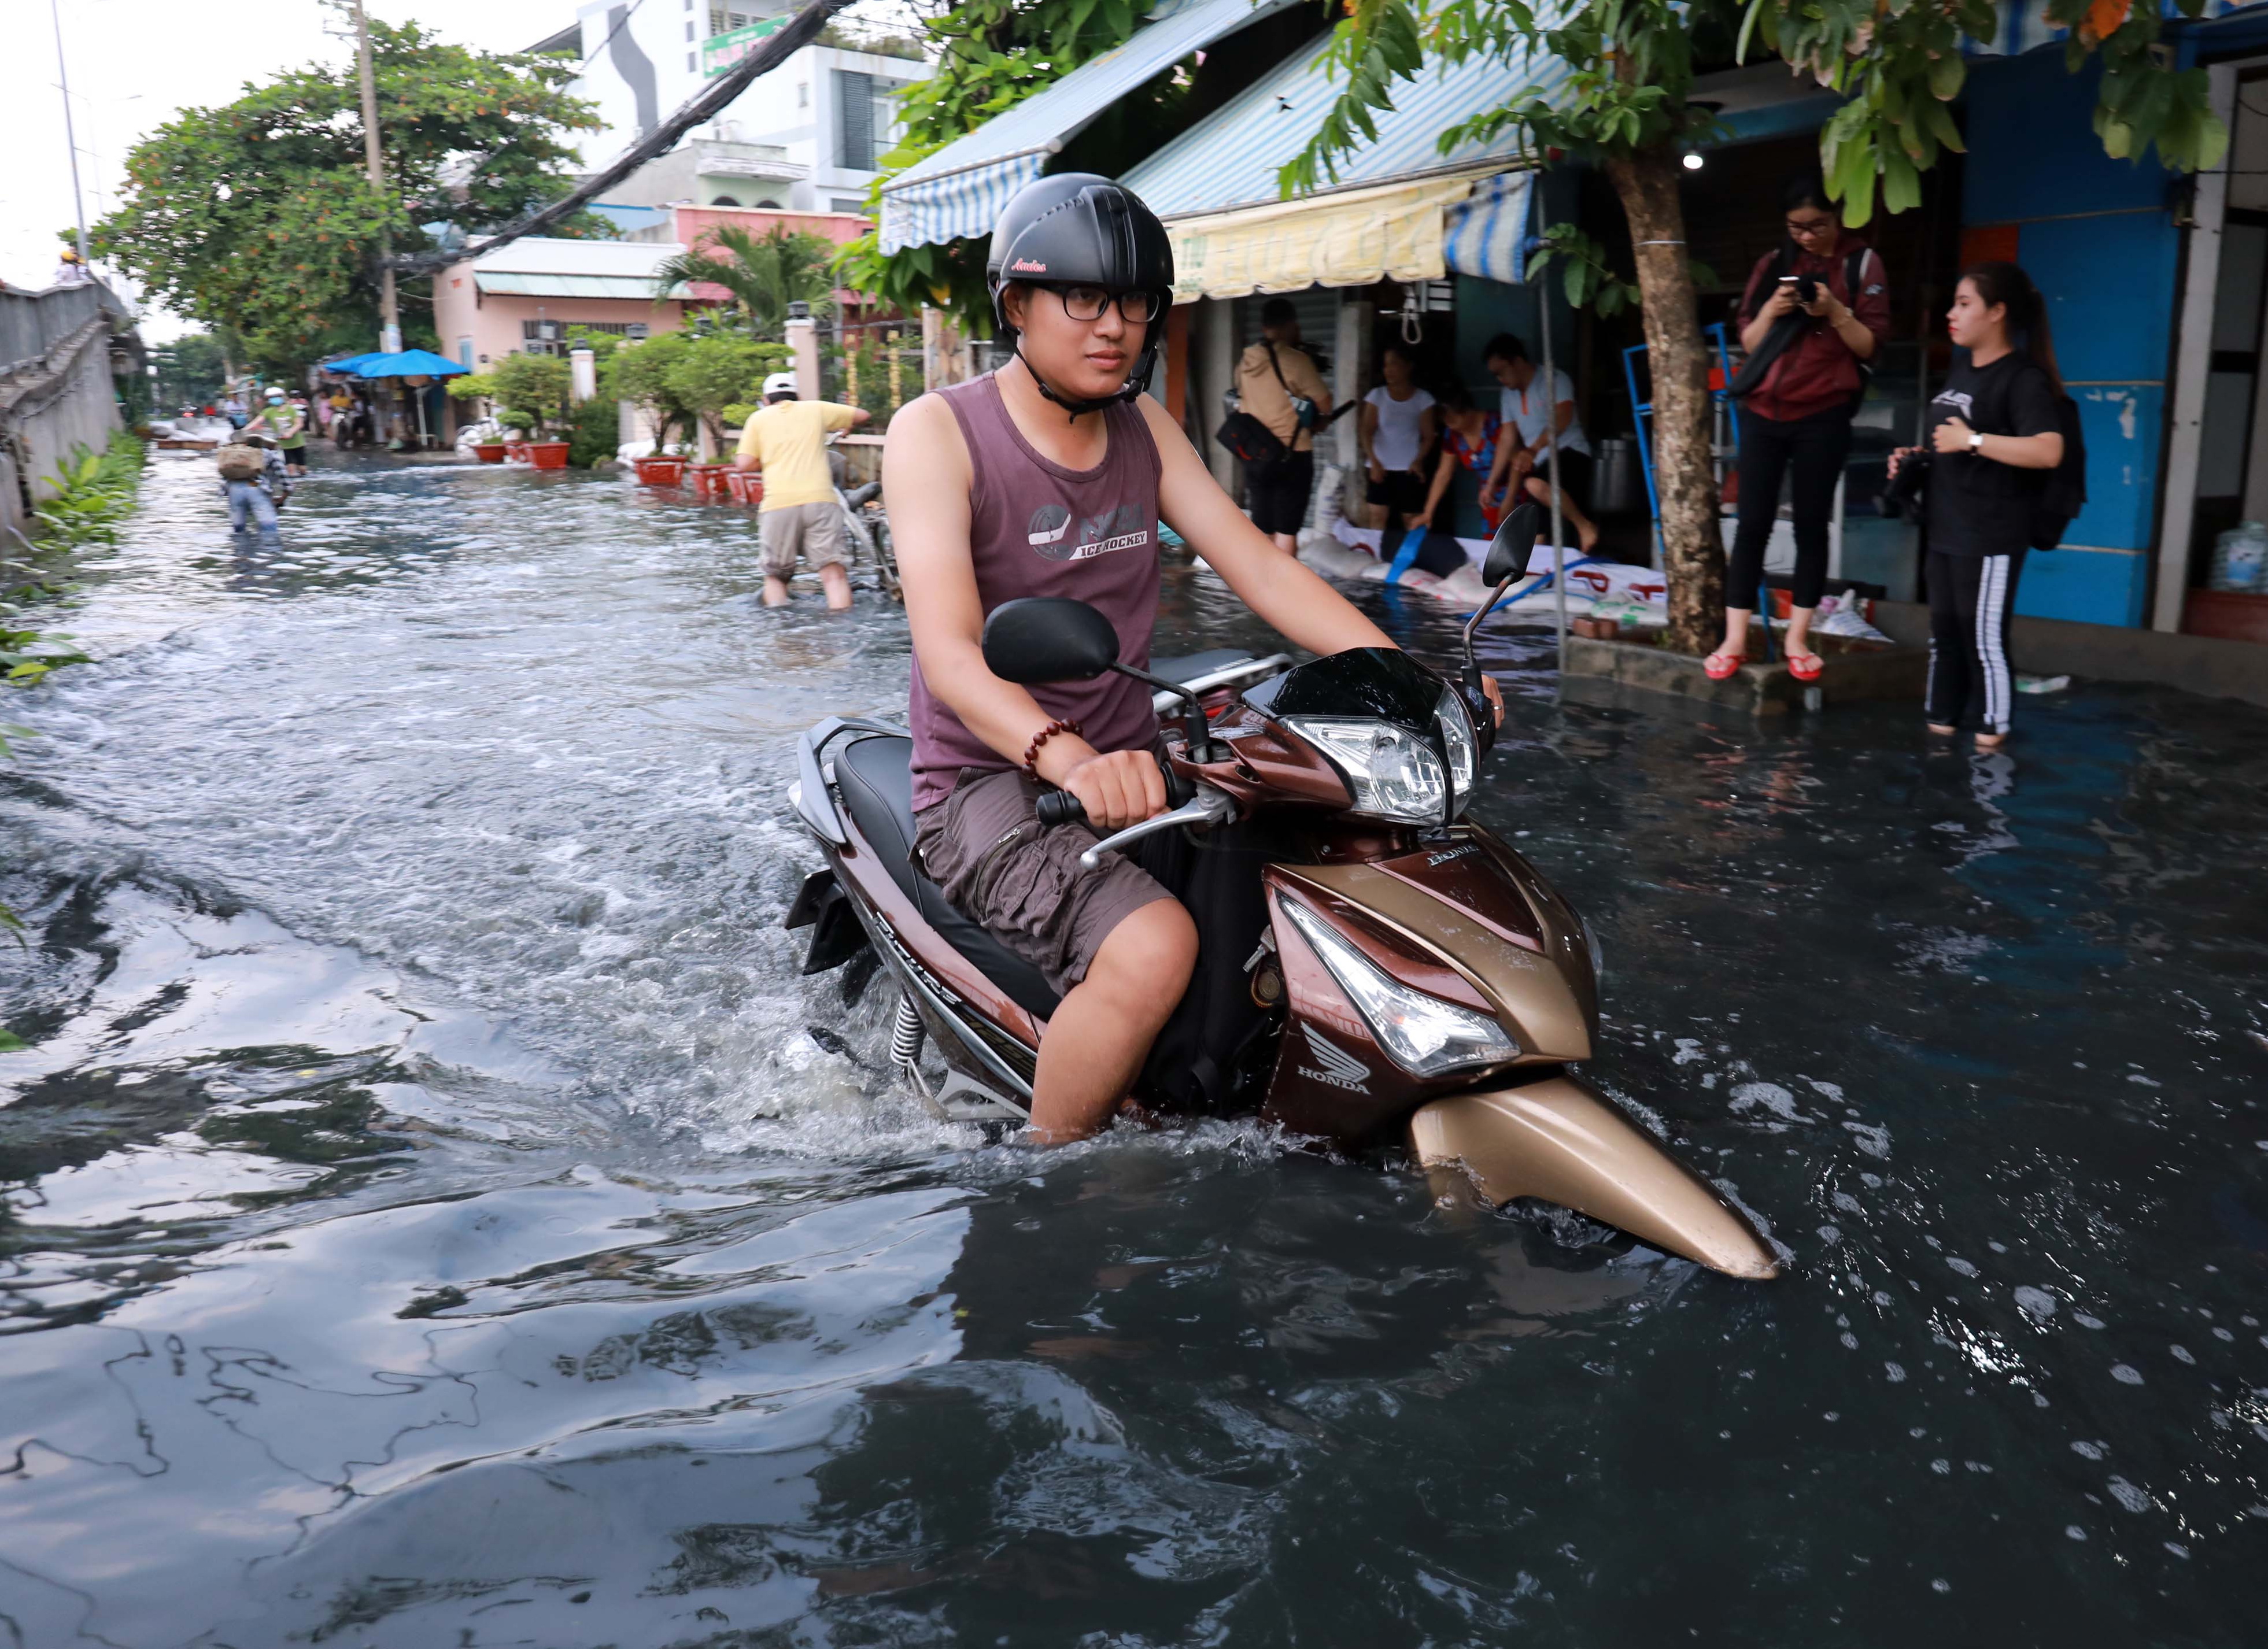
left=1605, top=144, right=1722, bottom=654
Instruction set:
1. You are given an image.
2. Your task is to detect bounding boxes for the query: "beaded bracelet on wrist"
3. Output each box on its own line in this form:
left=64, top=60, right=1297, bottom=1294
left=1023, top=718, right=1081, bottom=773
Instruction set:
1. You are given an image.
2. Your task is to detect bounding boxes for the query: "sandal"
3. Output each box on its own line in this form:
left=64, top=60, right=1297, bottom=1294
left=1702, top=649, right=1744, bottom=681
left=1783, top=646, right=1823, bottom=683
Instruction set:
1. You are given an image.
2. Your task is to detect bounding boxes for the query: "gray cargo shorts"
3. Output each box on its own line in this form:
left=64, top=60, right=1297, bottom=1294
left=759, top=500, right=845, bottom=578
left=911, top=766, right=1177, bottom=999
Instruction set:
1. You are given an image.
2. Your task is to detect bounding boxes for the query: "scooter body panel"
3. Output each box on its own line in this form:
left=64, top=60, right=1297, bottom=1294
left=1409, top=1074, right=1782, bottom=1279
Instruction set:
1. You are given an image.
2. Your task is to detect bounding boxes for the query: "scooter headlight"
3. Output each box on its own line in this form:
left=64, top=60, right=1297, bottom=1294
left=1280, top=899, right=1519, bottom=1078
left=1283, top=690, right=1476, bottom=825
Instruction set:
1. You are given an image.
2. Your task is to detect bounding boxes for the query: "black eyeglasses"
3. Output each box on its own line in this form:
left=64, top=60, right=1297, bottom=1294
left=1785, top=216, right=1839, bottom=241
left=1045, top=283, right=1160, bottom=324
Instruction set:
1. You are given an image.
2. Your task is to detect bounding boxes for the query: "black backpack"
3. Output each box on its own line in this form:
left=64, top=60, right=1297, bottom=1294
left=2031, top=391, right=2087, bottom=551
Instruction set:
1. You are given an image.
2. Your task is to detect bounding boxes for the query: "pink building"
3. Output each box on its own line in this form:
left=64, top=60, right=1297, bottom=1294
left=627, top=204, right=873, bottom=312
left=430, top=237, right=696, bottom=373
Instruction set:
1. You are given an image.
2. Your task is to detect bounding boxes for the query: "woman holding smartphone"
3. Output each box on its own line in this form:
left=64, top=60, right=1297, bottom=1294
left=1707, top=173, right=1891, bottom=682
left=1889, top=262, right=2065, bottom=748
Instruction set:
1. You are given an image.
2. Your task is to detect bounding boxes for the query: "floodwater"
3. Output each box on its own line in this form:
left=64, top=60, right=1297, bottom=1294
left=2, top=453, right=2264, bottom=1648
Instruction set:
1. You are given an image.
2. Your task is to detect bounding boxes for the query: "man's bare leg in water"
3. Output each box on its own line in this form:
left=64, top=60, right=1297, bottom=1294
left=1026, top=900, right=1196, bottom=1143
left=763, top=563, right=852, bottom=610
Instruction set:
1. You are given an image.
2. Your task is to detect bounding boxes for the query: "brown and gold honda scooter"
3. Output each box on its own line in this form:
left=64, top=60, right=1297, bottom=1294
left=786, top=505, right=1780, bottom=1280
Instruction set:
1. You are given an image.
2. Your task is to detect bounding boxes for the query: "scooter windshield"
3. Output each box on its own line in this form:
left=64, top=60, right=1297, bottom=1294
left=1243, top=646, right=1446, bottom=734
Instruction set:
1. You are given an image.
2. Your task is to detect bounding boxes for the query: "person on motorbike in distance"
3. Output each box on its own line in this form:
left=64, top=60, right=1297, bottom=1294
left=885, top=175, right=1504, bottom=1145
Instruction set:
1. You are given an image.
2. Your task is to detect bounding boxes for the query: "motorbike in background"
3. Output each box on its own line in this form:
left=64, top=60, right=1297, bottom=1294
left=785, top=504, right=1780, bottom=1280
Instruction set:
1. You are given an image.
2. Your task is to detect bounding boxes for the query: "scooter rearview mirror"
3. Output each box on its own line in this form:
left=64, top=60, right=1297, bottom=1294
left=981, top=597, right=1120, bottom=685
left=1480, top=501, right=1545, bottom=586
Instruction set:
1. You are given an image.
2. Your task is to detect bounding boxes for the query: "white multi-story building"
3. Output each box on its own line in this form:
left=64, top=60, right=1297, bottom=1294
left=563, top=0, right=928, bottom=217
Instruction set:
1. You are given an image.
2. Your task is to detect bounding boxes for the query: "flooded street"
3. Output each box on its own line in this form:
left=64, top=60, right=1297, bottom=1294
left=3, top=454, right=2265, bottom=1646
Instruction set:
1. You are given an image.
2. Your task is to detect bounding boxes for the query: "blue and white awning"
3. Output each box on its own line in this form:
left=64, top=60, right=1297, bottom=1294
left=1442, top=171, right=1534, bottom=285
left=1123, top=40, right=1562, bottom=221
left=1121, top=39, right=1561, bottom=295
left=877, top=0, right=1303, bottom=254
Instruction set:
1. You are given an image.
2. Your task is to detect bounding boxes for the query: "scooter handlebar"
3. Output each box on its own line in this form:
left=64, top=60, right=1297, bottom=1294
left=1033, top=750, right=1189, bottom=828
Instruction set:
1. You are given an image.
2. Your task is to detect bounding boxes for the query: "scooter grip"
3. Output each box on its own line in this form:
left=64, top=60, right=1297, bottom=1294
left=1035, top=789, right=1087, bottom=827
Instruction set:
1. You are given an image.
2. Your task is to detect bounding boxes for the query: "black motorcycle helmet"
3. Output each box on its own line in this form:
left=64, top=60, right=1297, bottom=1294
left=986, top=172, right=1174, bottom=419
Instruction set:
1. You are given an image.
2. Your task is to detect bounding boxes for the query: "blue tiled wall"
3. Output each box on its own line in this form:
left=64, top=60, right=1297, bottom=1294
left=1963, top=50, right=2176, bottom=627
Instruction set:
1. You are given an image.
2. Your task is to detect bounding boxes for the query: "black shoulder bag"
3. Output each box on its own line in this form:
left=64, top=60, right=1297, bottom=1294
left=1728, top=246, right=1872, bottom=400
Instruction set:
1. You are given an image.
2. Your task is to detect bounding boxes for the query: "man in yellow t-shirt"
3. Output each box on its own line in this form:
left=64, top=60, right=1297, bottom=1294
left=734, top=372, right=871, bottom=609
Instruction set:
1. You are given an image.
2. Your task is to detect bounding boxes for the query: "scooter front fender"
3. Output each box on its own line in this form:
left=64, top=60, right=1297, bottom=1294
left=1409, top=1075, right=1782, bottom=1280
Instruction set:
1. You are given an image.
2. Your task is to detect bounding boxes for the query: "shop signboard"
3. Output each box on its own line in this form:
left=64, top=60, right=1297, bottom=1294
left=702, top=17, right=789, bottom=76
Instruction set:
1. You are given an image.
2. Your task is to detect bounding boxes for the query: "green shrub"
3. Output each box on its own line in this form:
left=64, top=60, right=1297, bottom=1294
left=485, top=353, right=572, bottom=434
left=567, top=397, right=619, bottom=469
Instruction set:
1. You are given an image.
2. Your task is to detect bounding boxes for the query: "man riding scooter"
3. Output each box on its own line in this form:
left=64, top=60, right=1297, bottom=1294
left=884, top=175, right=1503, bottom=1144
left=254, top=387, right=309, bottom=476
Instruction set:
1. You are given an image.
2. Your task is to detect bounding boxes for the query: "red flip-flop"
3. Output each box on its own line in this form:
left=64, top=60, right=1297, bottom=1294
left=1702, top=649, right=1743, bottom=681
left=1785, top=647, right=1823, bottom=682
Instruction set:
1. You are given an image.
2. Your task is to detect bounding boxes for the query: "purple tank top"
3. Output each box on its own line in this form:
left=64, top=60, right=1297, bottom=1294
left=909, top=374, right=1163, bottom=810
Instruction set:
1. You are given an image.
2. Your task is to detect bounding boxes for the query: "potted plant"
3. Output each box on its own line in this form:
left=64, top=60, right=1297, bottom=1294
left=611, top=334, right=700, bottom=482
left=486, top=353, right=574, bottom=469
left=492, top=411, right=535, bottom=463
left=446, top=375, right=509, bottom=461
left=633, top=443, right=690, bottom=486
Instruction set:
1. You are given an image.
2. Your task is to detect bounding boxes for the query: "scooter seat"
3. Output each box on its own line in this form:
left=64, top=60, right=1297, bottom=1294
left=830, top=735, right=1062, bottom=1021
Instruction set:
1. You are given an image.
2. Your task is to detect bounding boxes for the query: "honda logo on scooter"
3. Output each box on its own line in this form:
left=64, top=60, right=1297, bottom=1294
left=1296, top=1025, right=1371, bottom=1092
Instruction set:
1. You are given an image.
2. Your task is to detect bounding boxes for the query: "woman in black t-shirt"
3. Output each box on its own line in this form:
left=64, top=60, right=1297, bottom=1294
left=1889, top=262, right=2065, bottom=747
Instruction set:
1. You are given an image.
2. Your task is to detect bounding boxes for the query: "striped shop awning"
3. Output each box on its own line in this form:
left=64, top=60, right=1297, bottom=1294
left=1121, top=40, right=1564, bottom=294
left=877, top=0, right=1305, bottom=254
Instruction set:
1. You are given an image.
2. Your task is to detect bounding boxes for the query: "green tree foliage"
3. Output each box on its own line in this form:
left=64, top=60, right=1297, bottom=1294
left=485, top=352, right=574, bottom=434
left=654, top=225, right=840, bottom=335
left=151, top=334, right=230, bottom=411
left=1293, top=0, right=2226, bottom=649
left=608, top=334, right=701, bottom=453
left=566, top=397, right=623, bottom=469
left=666, top=334, right=792, bottom=448
left=91, top=18, right=604, bottom=376
left=835, top=0, right=1156, bottom=328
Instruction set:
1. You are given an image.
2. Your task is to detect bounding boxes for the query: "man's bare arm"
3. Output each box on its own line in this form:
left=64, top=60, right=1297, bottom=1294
left=1142, top=399, right=1389, bottom=655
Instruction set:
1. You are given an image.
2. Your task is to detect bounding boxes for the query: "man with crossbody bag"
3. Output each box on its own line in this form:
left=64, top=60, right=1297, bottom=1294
left=1231, top=298, right=1333, bottom=553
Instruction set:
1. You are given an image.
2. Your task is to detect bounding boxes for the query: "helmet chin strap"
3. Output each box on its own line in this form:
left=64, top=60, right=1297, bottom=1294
left=1010, top=337, right=1158, bottom=423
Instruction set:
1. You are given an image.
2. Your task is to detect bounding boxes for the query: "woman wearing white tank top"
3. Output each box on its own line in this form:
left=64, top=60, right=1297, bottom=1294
left=1360, top=343, right=1437, bottom=526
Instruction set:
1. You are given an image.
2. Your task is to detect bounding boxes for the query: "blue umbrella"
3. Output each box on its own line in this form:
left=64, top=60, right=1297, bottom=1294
left=349, top=348, right=469, bottom=379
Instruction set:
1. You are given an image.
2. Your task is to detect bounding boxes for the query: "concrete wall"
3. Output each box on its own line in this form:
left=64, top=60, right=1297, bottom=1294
left=1960, top=51, right=2179, bottom=628
left=0, top=283, right=128, bottom=547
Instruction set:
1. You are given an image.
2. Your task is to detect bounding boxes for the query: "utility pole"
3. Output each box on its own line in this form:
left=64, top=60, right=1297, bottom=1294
left=50, top=0, right=90, bottom=265
left=350, top=0, right=401, bottom=354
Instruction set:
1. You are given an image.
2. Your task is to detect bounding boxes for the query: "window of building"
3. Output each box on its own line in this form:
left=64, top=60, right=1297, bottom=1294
left=830, top=195, right=869, bottom=213
left=685, top=20, right=695, bottom=40
left=686, top=51, right=695, bottom=71
left=711, top=194, right=741, bottom=207
left=834, top=69, right=873, bottom=169
left=522, top=319, right=648, bottom=357
left=797, top=81, right=808, bottom=108
left=709, top=6, right=725, bottom=30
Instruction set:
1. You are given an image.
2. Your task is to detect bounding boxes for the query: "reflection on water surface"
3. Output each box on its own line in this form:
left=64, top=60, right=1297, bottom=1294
left=1, top=457, right=2264, bottom=1646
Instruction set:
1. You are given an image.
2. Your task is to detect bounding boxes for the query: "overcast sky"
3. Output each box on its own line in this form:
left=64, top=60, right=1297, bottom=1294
left=0, top=0, right=593, bottom=341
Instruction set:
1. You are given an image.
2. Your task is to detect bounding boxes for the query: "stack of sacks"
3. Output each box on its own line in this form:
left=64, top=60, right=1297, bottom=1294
left=1301, top=519, right=1666, bottom=625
